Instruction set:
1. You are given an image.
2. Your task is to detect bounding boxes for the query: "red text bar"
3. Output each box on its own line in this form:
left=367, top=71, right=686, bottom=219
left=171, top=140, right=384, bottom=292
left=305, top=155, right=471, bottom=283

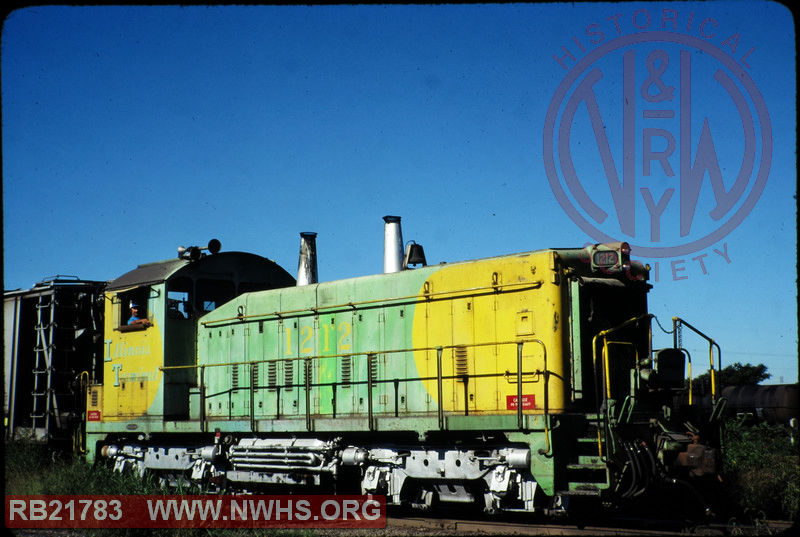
left=5, top=495, right=386, bottom=529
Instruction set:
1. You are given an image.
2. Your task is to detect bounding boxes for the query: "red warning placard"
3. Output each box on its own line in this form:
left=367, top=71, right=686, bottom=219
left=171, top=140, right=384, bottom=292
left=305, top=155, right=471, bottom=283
left=506, top=394, right=535, bottom=410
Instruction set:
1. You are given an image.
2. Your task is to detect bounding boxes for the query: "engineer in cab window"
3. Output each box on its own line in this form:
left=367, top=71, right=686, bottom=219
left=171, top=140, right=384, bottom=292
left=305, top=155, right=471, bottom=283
left=128, top=301, right=151, bottom=327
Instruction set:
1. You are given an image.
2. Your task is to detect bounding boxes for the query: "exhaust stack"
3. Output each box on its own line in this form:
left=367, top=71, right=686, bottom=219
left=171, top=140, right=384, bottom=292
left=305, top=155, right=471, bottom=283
left=383, top=216, right=404, bottom=274
left=296, top=232, right=318, bottom=286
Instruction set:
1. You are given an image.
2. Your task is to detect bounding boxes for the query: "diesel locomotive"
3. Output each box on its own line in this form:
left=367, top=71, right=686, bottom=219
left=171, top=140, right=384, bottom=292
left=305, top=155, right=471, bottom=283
left=5, top=216, right=730, bottom=516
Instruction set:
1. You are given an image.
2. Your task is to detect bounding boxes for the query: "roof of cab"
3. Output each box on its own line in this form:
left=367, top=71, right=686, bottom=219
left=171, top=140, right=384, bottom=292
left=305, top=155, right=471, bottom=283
left=106, top=251, right=296, bottom=292
left=106, top=258, right=189, bottom=291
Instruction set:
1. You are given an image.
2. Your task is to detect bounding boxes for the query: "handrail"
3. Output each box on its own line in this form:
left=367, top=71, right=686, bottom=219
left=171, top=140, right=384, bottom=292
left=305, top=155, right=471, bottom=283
left=164, top=338, right=548, bottom=434
left=672, top=317, right=722, bottom=403
left=603, top=341, right=639, bottom=401
left=76, top=370, right=90, bottom=454
left=437, top=346, right=444, bottom=429
left=592, top=314, right=653, bottom=399
left=250, top=364, right=256, bottom=432
left=591, top=314, right=653, bottom=461
left=160, top=338, right=545, bottom=371
left=674, top=347, right=694, bottom=404
left=306, top=357, right=313, bottom=431
left=367, top=354, right=375, bottom=431
left=519, top=339, right=552, bottom=455
left=200, top=280, right=544, bottom=326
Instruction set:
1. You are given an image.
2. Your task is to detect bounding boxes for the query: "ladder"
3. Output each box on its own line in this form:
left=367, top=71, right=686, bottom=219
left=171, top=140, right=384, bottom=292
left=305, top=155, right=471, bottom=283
left=30, top=288, right=79, bottom=441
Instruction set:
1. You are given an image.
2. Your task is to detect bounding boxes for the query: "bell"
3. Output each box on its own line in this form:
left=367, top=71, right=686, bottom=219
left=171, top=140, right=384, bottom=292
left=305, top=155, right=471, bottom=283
left=403, top=242, right=427, bottom=269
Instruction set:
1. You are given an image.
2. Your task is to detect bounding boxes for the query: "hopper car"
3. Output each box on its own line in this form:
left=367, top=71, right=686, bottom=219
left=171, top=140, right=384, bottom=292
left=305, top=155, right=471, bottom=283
left=6, top=216, right=734, bottom=517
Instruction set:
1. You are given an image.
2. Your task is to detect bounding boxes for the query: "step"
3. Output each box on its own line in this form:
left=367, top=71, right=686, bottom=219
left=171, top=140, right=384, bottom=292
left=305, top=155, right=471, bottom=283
left=566, top=463, right=607, bottom=471
left=556, top=490, right=602, bottom=497
left=583, top=414, right=604, bottom=421
left=560, top=484, right=604, bottom=497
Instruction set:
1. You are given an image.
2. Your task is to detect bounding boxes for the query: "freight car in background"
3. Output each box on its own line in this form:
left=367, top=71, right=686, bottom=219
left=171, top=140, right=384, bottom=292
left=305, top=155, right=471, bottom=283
left=674, top=382, right=799, bottom=426
left=7, top=216, right=738, bottom=517
left=4, top=277, right=105, bottom=453
left=717, top=384, right=798, bottom=425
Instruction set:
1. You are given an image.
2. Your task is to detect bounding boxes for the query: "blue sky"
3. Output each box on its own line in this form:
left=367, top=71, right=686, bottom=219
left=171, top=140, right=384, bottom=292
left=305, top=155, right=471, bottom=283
left=3, top=3, right=797, bottom=383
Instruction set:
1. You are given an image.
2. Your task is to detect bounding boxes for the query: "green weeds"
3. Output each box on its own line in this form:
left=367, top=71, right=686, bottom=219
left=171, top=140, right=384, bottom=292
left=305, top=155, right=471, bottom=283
left=722, top=418, right=800, bottom=521
left=4, top=440, right=318, bottom=537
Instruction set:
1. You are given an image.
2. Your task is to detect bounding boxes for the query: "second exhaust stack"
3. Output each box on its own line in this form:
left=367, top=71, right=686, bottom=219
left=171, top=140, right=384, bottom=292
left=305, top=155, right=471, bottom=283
left=383, top=215, right=404, bottom=274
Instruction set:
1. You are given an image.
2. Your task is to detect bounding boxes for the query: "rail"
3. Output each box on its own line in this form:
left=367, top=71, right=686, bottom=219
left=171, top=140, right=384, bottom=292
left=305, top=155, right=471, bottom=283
left=161, top=338, right=549, bottom=435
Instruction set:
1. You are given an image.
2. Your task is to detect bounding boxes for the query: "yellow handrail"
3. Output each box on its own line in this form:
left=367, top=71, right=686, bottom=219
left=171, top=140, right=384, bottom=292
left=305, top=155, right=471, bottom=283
left=591, top=314, right=652, bottom=461
left=672, top=317, right=722, bottom=403
left=592, top=314, right=653, bottom=401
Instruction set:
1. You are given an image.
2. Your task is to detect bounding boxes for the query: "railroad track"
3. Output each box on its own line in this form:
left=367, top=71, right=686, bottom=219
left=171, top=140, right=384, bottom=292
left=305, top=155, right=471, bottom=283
left=9, top=516, right=792, bottom=537
left=373, top=515, right=795, bottom=536
left=384, top=516, right=684, bottom=536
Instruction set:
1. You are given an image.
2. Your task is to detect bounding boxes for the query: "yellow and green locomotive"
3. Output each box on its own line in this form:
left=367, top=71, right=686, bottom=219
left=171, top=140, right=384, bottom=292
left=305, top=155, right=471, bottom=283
left=7, top=216, right=725, bottom=516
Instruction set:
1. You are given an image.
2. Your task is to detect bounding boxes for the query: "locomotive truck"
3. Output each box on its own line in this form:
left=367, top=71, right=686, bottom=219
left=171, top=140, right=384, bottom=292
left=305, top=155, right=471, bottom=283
left=5, top=216, right=727, bottom=517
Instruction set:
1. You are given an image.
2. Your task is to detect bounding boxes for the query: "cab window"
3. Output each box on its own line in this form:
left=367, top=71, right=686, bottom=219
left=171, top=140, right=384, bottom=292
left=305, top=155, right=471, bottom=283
left=167, top=277, right=193, bottom=319
left=196, top=279, right=235, bottom=314
left=117, top=288, right=151, bottom=331
left=239, top=281, right=276, bottom=294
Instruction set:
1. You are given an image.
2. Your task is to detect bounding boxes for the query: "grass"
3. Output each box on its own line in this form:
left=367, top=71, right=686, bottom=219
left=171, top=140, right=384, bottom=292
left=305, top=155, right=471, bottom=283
left=5, top=440, right=162, bottom=496
left=4, top=440, right=319, bottom=537
left=721, top=418, right=800, bottom=522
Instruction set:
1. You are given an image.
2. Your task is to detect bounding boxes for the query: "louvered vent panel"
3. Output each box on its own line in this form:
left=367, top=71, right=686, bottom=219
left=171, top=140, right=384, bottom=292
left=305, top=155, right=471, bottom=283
left=455, top=346, right=468, bottom=379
